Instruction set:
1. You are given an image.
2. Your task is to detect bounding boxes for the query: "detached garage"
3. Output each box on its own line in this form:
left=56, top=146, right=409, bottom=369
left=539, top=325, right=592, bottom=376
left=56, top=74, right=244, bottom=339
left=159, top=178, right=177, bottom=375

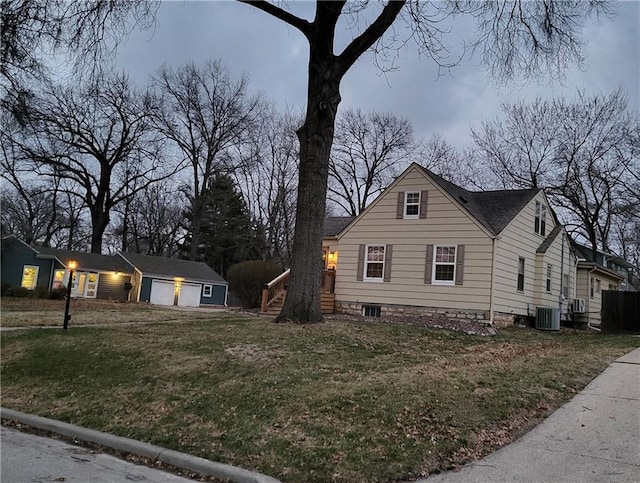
left=119, top=253, right=228, bottom=307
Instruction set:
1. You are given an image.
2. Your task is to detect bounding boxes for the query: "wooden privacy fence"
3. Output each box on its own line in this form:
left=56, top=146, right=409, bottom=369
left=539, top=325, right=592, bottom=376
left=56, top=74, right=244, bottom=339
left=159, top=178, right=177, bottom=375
left=601, top=291, right=640, bottom=334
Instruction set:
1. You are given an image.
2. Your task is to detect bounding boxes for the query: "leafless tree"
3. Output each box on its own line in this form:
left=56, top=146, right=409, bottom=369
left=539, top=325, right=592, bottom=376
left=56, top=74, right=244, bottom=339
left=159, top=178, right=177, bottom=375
left=328, top=108, right=416, bottom=216
left=470, top=89, right=639, bottom=258
left=112, top=181, right=187, bottom=257
left=239, top=0, right=609, bottom=322
left=0, top=0, right=157, bottom=95
left=151, top=60, right=263, bottom=260
left=234, top=104, right=300, bottom=266
left=7, top=71, right=171, bottom=253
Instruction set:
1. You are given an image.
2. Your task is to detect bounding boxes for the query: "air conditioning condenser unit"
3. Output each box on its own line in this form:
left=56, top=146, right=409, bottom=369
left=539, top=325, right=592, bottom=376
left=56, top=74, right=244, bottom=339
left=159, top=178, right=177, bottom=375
left=571, top=298, right=586, bottom=313
left=536, top=307, right=560, bottom=331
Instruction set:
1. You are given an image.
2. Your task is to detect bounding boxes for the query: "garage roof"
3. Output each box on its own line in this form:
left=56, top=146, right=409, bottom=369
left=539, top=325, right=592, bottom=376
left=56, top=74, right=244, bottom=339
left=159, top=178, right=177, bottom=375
left=119, top=252, right=227, bottom=284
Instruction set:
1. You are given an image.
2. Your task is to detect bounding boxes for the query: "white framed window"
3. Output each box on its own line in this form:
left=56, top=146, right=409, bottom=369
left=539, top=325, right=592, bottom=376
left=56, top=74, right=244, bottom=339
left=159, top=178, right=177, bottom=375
left=404, top=192, right=420, bottom=219
left=535, top=201, right=547, bottom=236
left=364, top=245, right=385, bottom=281
left=546, top=264, right=552, bottom=293
left=432, top=246, right=456, bottom=285
left=203, top=285, right=213, bottom=297
left=52, top=269, right=66, bottom=289
left=85, top=273, right=98, bottom=298
left=563, top=273, right=570, bottom=299
left=21, top=265, right=39, bottom=289
left=517, top=257, right=525, bottom=292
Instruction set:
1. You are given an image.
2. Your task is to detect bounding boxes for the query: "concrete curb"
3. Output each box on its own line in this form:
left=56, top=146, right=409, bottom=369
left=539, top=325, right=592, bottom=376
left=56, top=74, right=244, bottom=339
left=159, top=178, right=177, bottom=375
left=0, top=407, right=281, bottom=483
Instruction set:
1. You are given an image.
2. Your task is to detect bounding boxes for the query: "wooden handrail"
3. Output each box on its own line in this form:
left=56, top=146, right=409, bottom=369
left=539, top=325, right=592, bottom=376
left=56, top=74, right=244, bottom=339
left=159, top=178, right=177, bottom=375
left=261, top=269, right=290, bottom=312
left=260, top=269, right=335, bottom=313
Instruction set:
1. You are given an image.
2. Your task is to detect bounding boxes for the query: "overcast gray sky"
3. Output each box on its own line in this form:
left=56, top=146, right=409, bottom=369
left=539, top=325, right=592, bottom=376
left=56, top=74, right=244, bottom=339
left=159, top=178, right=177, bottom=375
left=116, top=1, right=640, bottom=150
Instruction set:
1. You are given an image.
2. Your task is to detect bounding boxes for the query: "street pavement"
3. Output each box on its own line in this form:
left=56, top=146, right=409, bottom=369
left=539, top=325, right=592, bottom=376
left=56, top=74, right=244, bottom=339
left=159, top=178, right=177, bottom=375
left=420, top=347, right=640, bottom=483
left=1, top=426, right=195, bottom=482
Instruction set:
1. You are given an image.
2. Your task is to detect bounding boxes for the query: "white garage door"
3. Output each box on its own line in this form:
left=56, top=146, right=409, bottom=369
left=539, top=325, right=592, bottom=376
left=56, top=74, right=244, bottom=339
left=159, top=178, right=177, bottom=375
left=150, top=280, right=175, bottom=306
left=178, top=283, right=201, bottom=307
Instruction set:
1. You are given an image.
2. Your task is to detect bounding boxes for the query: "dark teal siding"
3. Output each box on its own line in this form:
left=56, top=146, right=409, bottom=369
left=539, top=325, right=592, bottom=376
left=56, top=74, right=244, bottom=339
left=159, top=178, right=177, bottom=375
left=200, top=284, right=227, bottom=305
left=1, top=239, right=54, bottom=289
left=139, top=277, right=153, bottom=302
left=96, top=274, right=132, bottom=302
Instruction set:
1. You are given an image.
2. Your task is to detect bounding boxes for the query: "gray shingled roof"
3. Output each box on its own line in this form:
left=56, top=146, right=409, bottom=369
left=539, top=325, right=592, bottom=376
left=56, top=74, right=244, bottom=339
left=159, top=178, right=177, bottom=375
left=119, top=252, right=226, bottom=284
left=35, top=246, right=133, bottom=272
left=324, top=216, right=354, bottom=237
left=419, top=166, right=540, bottom=235
left=536, top=225, right=563, bottom=253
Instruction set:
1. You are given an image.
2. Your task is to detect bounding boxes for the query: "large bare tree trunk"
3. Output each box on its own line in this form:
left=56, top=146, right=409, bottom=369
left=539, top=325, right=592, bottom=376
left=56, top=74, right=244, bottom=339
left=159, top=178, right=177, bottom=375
left=275, top=47, right=342, bottom=323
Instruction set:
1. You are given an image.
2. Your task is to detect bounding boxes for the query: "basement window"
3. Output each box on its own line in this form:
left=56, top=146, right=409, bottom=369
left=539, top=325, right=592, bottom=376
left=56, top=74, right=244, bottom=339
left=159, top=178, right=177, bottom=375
left=362, top=305, right=381, bottom=317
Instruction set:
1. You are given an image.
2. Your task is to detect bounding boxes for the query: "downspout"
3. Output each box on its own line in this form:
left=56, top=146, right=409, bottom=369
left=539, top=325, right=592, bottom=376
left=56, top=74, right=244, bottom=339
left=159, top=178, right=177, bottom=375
left=489, top=236, right=498, bottom=325
left=559, top=232, right=564, bottom=318
left=224, top=284, right=229, bottom=307
left=135, top=268, right=143, bottom=303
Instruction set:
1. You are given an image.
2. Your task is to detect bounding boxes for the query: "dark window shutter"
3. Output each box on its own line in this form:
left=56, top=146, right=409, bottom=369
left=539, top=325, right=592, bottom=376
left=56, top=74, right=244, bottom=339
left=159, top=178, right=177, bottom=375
left=383, top=244, right=393, bottom=282
left=396, top=192, right=404, bottom=219
left=419, top=190, right=428, bottom=219
left=455, top=245, right=465, bottom=286
left=356, top=244, right=365, bottom=281
left=424, top=244, right=434, bottom=284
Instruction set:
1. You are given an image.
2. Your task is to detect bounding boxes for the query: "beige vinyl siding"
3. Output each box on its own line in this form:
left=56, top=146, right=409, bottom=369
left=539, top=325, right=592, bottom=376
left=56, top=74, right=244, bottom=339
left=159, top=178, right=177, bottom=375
left=493, top=193, right=575, bottom=317
left=576, top=269, right=620, bottom=326
left=335, top=167, right=493, bottom=311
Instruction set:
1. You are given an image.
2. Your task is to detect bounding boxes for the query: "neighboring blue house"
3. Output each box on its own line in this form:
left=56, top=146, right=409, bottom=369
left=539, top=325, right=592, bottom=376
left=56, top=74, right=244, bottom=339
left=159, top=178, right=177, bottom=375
left=1, top=236, right=228, bottom=307
left=1, top=236, right=133, bottom=301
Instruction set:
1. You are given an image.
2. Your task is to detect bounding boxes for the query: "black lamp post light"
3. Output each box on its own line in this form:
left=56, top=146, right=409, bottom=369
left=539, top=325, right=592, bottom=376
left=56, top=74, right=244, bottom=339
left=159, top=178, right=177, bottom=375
left=63, top=260, right=77, bottom=330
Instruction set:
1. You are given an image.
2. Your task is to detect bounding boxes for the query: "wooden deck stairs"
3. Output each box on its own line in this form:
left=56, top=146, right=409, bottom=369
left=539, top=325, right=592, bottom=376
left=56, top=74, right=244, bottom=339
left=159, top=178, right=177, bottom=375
left=260, top=269, right=335, bottom=316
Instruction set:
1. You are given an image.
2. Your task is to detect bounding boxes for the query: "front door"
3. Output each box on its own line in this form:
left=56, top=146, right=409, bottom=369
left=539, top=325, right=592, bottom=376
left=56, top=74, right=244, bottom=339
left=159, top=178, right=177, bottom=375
left=72, top=272, right=98, bottom=298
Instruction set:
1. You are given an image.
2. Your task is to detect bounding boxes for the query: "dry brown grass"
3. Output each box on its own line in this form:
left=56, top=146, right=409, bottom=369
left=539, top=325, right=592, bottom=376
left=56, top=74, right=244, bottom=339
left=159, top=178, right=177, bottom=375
left=2, top=309, right=639, bottom=482
left=0, top=297, right=221, bottom=328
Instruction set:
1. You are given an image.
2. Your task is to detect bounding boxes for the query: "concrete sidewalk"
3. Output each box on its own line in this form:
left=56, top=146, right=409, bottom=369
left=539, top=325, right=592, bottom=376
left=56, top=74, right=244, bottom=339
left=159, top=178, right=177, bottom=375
left=421, top=347, right=640, bottom=483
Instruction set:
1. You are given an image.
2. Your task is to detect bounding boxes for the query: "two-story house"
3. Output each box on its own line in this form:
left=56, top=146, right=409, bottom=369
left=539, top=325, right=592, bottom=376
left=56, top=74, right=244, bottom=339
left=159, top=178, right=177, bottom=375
left=322, top=163, right=578, bottom=328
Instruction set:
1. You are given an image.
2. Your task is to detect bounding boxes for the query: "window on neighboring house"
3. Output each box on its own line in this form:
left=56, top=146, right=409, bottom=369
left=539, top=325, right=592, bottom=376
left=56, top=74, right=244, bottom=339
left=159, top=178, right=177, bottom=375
left=203, top=285, right=213, bottom=297
left=596, top=279, right=601, bottom=294
left=563, top=273, right=570, bottom=299
left=546, top=264, right=552, bottom=293
left=432, top=246, right=456, bottom=285
left=365, top=245, right=385, bottom=281
left=85, top=273, right=98, bottom=298
left=517, top=258, right=525, bottom=291
left=535, top=201, right=547, bottom=236
left=52, top=269, right=66, bottom=289
left=404, top=192, right=420, bottom=218
left=21, top=265, right=39, bottom=289
left=609, top=283, right=616, bottom=291
left=362, top=305, right=381, bottom=317
left=590, top=277, right=595, bottom=298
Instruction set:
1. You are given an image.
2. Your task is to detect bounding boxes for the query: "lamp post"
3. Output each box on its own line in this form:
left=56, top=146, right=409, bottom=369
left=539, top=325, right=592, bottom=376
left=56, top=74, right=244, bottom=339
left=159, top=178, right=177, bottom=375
left=63, top=260, right=77, bottom=330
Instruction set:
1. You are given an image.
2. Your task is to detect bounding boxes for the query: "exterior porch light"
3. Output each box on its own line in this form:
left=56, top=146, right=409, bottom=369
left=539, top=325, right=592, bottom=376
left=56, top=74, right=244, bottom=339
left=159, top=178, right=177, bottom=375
left=63, top=260, right=77, bottom=330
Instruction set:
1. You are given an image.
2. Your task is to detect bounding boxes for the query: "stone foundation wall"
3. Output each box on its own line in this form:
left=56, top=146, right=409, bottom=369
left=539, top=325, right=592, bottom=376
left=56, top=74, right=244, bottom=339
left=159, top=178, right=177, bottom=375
left=335, top=300, right=517, bottom=328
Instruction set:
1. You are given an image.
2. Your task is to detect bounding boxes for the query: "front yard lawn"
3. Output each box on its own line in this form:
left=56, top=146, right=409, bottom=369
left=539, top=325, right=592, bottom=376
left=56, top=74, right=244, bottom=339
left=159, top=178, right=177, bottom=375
left=1, top=307, right=638, bottom=482
left=0, top=297, right=218, bottom=327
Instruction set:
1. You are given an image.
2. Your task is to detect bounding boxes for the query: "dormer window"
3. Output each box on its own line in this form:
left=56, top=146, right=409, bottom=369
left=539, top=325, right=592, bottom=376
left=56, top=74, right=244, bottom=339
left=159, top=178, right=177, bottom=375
left=396, top=191, right=428, bottom=219
left=535, top=201, right=547, bottom=236
left=405, top=192, right=420, bottom=218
